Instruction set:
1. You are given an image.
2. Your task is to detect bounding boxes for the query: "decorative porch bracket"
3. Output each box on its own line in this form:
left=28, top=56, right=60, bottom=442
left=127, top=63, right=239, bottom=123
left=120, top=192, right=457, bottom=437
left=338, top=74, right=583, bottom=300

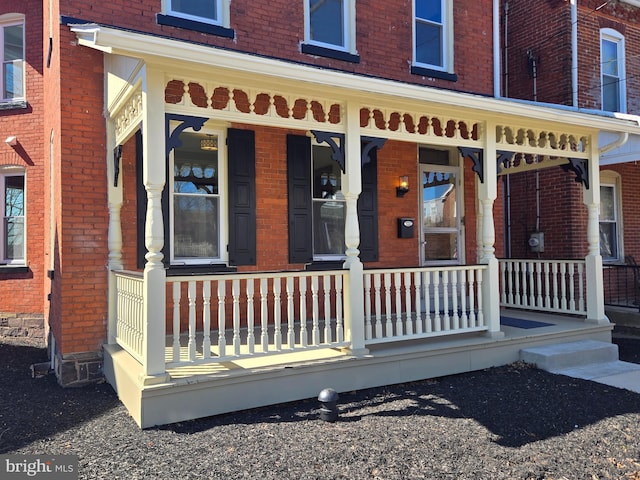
left=165, top=114, right=208, bottom=155
left=496, top=150, right=514, bottom=175
left=113, top=145, right=123, bottom=187
left=311, top=130, right=345, bottom=172
left=458, top=147, right=484, bottom=183
left=361, top=136, right=386, bottom=165
left=561, top=158, right=589, bottom=189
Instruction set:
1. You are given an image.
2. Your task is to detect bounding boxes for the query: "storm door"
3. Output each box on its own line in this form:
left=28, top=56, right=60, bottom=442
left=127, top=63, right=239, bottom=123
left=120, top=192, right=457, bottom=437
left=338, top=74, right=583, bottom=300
left=419, top=148, right=463, bottom=266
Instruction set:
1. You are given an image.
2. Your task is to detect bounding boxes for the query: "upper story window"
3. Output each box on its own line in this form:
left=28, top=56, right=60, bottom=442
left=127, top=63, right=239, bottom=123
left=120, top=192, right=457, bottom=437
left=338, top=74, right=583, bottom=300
left=302, top=0, right=359, bottom=63
left=158, top=1, right=233, bottom=38
left=0, top=14, right=24, bottom=105
left=167, top=0, right=222, bottom=24
left=413, top=0, right=450, bottom=71
left=600, top=28, right=626, bottom=113
left=1, top=167, right=25, bottom=265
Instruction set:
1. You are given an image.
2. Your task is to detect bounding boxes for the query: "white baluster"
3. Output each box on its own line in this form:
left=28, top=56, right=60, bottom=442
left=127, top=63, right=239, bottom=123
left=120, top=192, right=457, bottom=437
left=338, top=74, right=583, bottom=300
left=459, top=269, right=468, bottom=329
left=172, top=282, right=181, bottom=362
left=394, top=272, right=403, bottom=336
left=577, top=263, right=585, bottom=312
left=468, top=269, right=476, bottom=327
left=324, top=275, right=332, bottom=343
left=202, top=281, right=211, bottom=359
left=260, top=278, right=269, bottom=352
left=273, top=277, right=282, bottom=350
left=544, top=262, right=551, bottom=309
left=414, top=271, right=423, bottom=334
left=335, top=275, right=344, bottom=343
left=404, top=271, right=413, bottom=335
left=423, top=270, right=432, bottom=332
left=560, top=263, right=568, bottom=311
left=433, top=273, right=441, bottom=332
left=451, top=270, right=459, bottom=330
left=442, top=271, right=450, bottom=331
left=299, top=276, right=308, bottom=347
left=374, top=273, right=382, bottom=338
left=552, top=263, right=560, bottom=310
left=536, top=262, right=543, bottom=308
left=364, top=274, right=372, bottom=340
left=476, top=268, right=484, bottom=327
left=232, top=279, right=241, bottom=356
left=287, top=276, right=295, bottom=349
left=568, top=262, right=576, bottom=311
left=312, top=276, right=320, bottom=345
left=384, top=273, right=393, bottom=337
left=217, top=280, right=226, bottom=357
left=188, top=281, right=196, bottom=361
left=247, top=279, right=255, bottom=354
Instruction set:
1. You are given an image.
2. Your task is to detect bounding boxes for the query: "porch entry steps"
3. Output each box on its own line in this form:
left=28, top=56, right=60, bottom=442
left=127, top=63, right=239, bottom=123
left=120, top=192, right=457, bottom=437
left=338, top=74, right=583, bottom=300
left=520, top=340, right=640, bottom=394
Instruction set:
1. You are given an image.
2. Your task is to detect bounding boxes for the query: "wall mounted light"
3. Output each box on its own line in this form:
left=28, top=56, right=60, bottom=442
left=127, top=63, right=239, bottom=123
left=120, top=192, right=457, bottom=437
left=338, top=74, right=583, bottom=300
left=396, top=175, right=410, bottom=197
left=200, top=135, right=218, bottom=151
left=5, top=136, right=17, bottom=147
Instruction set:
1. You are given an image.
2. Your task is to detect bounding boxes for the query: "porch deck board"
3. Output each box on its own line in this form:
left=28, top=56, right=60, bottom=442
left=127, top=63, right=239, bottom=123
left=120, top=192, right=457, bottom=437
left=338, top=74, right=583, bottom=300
left=104, top=309, right=613, bottom=427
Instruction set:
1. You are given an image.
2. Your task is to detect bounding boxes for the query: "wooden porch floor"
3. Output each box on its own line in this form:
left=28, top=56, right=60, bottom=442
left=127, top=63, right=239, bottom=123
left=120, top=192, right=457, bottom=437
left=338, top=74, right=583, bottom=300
left=104, top=309, right=613, bottom=428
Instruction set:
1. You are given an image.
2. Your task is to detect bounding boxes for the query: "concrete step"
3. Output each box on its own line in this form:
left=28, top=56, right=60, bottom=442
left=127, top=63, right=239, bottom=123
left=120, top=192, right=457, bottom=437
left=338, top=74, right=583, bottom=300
left=521, top=340, right=640, bottom=394
left=520, top=340, right=619, bottom=372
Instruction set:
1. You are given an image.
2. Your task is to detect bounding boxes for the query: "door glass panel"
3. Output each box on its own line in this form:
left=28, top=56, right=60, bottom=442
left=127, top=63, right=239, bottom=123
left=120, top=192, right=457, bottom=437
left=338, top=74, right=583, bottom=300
left=421, top=167, right=460, bottom=264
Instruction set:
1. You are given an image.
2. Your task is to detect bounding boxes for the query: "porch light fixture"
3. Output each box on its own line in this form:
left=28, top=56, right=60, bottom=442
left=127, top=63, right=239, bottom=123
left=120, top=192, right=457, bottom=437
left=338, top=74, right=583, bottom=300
left=396, top=175, right=410, bottom=197
left=200, top=135, right=218, bottom=151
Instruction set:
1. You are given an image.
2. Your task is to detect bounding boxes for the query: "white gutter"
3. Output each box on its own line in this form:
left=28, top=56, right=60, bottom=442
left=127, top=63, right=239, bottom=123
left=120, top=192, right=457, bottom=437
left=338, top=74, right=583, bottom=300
left=570, top=0, right=578, bottom=107
left=493, top=0, right=501, bottom=98
left=70, top=23, right=640, bottom=134
left=600, top=132, right=629, bottom=154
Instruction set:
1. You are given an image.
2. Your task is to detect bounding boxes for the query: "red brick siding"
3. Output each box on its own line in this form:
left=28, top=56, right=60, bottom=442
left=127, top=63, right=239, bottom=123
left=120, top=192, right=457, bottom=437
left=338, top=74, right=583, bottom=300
left=60, top=0, right=494, bottom=96
left=0, top=1, right=46, bottom=318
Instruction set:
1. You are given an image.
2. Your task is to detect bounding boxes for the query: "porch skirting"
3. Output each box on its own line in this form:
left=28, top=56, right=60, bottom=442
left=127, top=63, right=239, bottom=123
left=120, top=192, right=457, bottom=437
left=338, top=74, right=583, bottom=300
left=103, top=314, right=612, bottom=428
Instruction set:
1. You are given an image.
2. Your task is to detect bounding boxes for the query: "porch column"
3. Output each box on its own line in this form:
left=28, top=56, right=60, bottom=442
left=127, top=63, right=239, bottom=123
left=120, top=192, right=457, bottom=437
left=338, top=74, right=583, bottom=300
left=106, top=121, right=123, bottom=346
left=140, top=65, right=170, bottom=383
left=479, top=121, right=504, bottom=338
left=584, top=137, right=608, bottom=324
left=342, top=101, right=368, bottom=355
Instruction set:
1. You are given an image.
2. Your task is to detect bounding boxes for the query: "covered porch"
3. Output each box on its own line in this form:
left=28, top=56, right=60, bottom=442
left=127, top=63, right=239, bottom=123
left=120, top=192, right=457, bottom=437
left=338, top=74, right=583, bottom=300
left=70, top=23, right=640, bottom=427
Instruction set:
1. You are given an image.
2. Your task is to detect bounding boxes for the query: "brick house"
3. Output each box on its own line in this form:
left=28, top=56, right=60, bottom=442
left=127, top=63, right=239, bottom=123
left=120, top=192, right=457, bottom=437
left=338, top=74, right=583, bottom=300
left=503, top=0, right=640, bottom=307
left=1, top=0, right=638, bottom=427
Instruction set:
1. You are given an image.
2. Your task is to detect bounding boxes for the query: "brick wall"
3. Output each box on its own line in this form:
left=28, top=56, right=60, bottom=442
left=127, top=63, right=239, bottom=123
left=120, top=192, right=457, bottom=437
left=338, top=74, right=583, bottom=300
left=0, top=1, right=46, bottom=330
left=59, top=0, right=494, bottom=96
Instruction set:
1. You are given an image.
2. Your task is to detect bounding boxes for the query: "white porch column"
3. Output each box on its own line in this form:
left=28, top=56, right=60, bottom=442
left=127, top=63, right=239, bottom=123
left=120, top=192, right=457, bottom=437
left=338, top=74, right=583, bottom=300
left=479, top=121, right=504, bottom=338
left=106, top=121, right=123, bottom=346
left=342, top=101, right=368, bottom=356
left=140, top=65, right=169, bottom=383
left=584, top=137, right=608, bottom=324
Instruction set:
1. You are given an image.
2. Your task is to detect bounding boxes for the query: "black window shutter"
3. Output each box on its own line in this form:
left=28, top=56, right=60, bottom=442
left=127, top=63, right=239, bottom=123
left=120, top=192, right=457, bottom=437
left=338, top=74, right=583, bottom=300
left=358, top=142, right=379, bottom=263
left=227, top=128, right=257, bottom=265
left=287, top=134, right=313, bottom=264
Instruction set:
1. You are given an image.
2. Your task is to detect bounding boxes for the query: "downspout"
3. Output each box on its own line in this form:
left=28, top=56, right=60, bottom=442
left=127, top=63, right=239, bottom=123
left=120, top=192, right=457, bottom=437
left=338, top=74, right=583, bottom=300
left=600, top=132, right=629, bottom=154
left=503, top=1, right=509, bottom=98
left=493, top=0, right=501, bottom=98
left=571, top=0, right=578, bottom=107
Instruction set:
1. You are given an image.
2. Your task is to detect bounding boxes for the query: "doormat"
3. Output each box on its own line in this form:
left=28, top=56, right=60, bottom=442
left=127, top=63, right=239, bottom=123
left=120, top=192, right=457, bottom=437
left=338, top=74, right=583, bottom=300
left=500, top=316, right=554, bottom=329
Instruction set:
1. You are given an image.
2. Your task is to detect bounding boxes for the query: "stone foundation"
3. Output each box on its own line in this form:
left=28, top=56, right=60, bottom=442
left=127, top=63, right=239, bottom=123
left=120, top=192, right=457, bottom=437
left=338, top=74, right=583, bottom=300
left=54, top=350, right=104, bottom=387
left=0, top=312, right=45, bottom=340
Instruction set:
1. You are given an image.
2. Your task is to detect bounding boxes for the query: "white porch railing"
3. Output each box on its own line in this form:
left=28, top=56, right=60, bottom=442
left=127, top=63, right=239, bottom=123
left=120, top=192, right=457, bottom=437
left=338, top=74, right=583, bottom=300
left=165, top=271, right=349, bottom=367
left=114, top=271, right=145, bottom=363
left=499, top=259, right=586, bottom=315
left=363, top=265, right=488, bottom=345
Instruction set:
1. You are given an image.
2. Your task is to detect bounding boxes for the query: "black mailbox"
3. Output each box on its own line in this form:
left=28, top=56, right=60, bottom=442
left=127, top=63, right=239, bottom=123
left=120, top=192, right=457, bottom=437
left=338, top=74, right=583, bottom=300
left=397, top=217, right=415, bottom=238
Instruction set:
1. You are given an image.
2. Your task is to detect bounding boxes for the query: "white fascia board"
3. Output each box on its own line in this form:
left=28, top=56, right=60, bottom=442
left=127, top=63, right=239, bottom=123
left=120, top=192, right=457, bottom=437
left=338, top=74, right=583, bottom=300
left=621, top=0, right=640, bottom=7
left=70, top=23, right=640, bottom=135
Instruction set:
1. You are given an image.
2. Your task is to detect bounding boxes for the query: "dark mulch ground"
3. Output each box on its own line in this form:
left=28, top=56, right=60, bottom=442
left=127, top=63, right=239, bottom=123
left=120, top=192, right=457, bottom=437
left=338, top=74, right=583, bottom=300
left=1, top=332, right=639, bottom=480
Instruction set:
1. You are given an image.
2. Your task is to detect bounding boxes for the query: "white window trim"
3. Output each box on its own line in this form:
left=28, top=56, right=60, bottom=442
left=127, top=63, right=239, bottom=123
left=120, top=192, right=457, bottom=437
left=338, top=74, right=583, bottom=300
left=412, top=0, right=453, bottom=73
left=600, top=28, right=626, bottom=113
left=311, top=141, right=346, bottom=261
left=600, top=171, right=623, bottom=263
left=0, top=13, right=25, bottom=104
left=164, top=0, right=229, bottom=27
left=0, top=166, right=26, bottom=265
left=168, top=125, right=228, bottom=266
left=304, top=0, right=356, bottom=54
